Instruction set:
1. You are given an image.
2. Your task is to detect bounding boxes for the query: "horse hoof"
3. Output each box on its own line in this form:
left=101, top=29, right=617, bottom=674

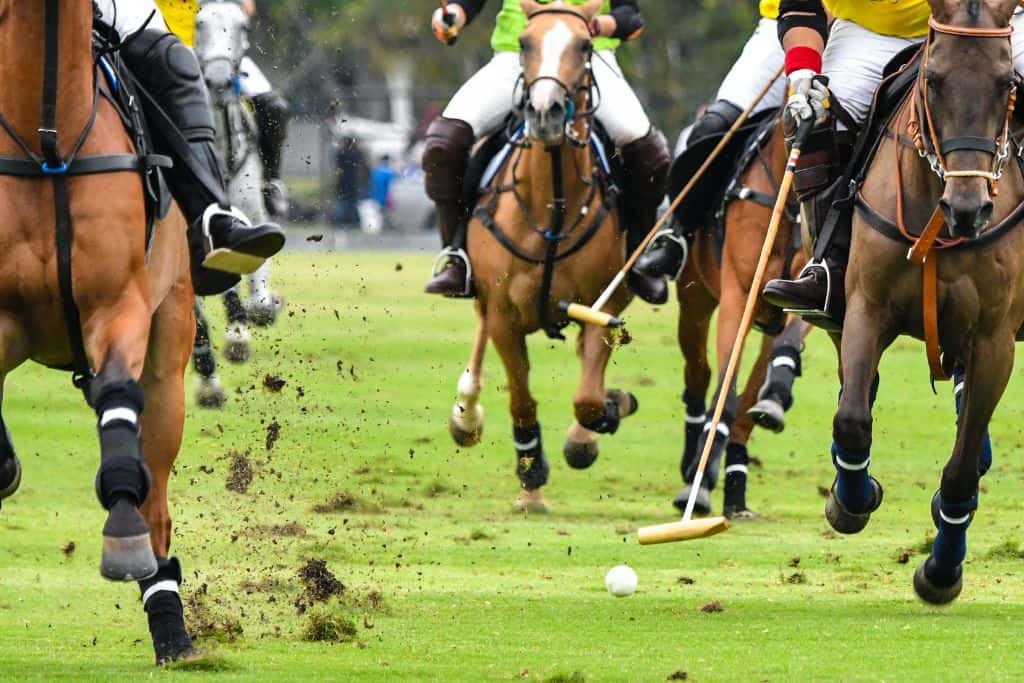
left=449, top=417, right=483, bottom=447
left=0, top=453, right=22, bottom=503
left=725, top=506, right=760, bottom=521
left=101, top=499, right=157, bottom=581
left=563, top=438, right=599, bottom=469
left=824, top=477, right=884, bottom=535
left=196, top=378, right=227, bottom=409
left=247, top=295, right=284, bottom=327
left=606, top=389, right=639, bottom=419
left=223, top=340, right=250, bottom=364
left=747, top=398, right=786, bottom=433
left=913, top=559, right=963, bottom=605
left=514, top=488, right=549, bottom=514
left=672, top=484, right=711, bottom=515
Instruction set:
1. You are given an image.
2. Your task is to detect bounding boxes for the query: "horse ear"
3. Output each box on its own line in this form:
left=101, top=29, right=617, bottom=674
left=577, top=0, right=604, bottom=20
left=520, top=0, right=544, bottom=17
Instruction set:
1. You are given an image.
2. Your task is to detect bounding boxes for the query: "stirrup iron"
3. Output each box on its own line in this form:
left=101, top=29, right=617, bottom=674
left=431, top=247, right=473, bottom=296
left=647, top=228, right=689, bottom=281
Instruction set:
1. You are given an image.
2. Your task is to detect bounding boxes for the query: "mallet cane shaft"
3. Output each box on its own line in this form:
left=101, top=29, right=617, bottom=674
left=637, top=118, right=815, bottom=545
left=439, top=0, right=459, bottom=45
left=563, top=65, right=786, bottom=328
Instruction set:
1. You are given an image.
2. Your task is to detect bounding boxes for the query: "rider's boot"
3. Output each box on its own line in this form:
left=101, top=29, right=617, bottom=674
left=635, top=101, right=740, bottom=280
left=121, top=31, right=285, bottom=296
left=762, top=127, right=854, bottom=326
left=252, top=92, right=290, bottom=218
left=620, top=128, right=672, bottom=304
left=422, top=117, right=475, bottom=298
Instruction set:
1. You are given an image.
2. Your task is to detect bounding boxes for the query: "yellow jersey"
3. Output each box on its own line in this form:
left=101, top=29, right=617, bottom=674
left=826, top=0, right=930, bottom=38
left=760, top=1, right=779, bottom=19
left=155, top=0, right=200, bottom=46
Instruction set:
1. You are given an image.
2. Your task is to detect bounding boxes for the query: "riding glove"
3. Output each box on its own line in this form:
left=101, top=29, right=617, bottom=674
left=785, top=69, right=831, bottom=134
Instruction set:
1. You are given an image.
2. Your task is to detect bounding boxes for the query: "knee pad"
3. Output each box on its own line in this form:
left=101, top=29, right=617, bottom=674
left=422, top=118, right=474, bottom=202
left=689, top=100, right=742, bottom=144
left=120, top=30, right=215, bottom=142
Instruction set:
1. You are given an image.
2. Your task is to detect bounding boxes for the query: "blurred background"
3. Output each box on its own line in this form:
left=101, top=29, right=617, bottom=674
left=258, top=1, right=762, bottom=240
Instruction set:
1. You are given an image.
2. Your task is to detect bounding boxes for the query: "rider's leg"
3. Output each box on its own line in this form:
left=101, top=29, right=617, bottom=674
left=592, top=51, right=670, bottom=305
left=423, top=52, right=520, bottom=297
left=239, top=57, right=290, bottom=218
left=118, top=30, right=285, bottom=296
left=762, top=20, right=921, bottom=317
left=639, top=18, right=786, bottom=280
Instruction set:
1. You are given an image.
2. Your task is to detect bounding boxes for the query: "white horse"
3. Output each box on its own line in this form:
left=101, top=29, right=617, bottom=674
left=191, top=1, right=283, bottom=406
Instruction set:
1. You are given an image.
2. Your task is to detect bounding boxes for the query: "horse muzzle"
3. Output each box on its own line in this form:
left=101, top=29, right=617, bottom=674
left=939, top=187, right=993, bottom=239
left=524, top=89, right=569, bottom=146
left=202, top=58, right=235, bottom=91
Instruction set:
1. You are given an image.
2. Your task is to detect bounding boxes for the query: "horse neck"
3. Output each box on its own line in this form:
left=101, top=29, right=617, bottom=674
left=0, top=1, right=94, bottom=155
left=883, top=99, right=945, bottom=230
left=517, top=133, right=594, bottom=227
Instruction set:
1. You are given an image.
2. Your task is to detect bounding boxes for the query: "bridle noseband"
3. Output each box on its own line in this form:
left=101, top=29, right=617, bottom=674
left=910, top=16, right=1016, bottom=190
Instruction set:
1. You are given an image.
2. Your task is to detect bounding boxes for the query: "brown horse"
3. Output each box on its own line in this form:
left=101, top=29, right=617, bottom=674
left=447, top=0, right=637, bottom=512
left=0, top=1, right=196, bottom=663
left=675, top=118, right=812, bottom=518
left=828, top=0, right=1024, bottom=604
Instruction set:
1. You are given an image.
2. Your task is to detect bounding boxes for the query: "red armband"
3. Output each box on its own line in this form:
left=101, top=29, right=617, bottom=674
left=784, top=46, right=823, bottom=76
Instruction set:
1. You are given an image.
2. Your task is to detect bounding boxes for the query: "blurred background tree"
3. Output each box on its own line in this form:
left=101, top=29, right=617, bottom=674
left=252, top=0, right=761, bottom=134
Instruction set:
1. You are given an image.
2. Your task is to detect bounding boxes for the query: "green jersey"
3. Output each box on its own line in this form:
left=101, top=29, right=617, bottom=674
left=491, top=0, right=620, bottom=53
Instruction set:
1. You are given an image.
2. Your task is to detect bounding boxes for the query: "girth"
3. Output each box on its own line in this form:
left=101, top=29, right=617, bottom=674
left=0, top=0, right=171, bottom=385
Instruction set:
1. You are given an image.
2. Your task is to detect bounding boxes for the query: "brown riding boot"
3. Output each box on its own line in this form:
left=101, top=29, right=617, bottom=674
left=619, top=129, right=672, bottom=304
left=422, top=117, right=475, bottom=297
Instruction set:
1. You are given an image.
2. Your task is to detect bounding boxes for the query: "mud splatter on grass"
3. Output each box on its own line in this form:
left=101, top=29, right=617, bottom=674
left=263, top=374, right=287, bottom=392
left=225, top=452, right=254, bottom=494
left=249, top=522, right=306, bottom=538
left=298, top=559, right=345, bottom=604
left=265, top=421, right=281, bottom=451
left=700, top=600, right=724, bottom=613
left=61, top=541, right=76, bottom=558
left=667, top=672, right=689, bottom=681
left=312, top=491, right=380, bottom=514
left=185, top=585, right=244, bottom=644
left=303, top=607, right=358, bottom=643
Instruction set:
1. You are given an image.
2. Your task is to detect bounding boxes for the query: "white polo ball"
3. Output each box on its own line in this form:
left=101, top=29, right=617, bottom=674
left=605, top=565, right=638, bottom=597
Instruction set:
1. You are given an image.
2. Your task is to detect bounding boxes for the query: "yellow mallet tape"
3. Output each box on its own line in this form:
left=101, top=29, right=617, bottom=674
left=560, top=302, right=623, bottom=328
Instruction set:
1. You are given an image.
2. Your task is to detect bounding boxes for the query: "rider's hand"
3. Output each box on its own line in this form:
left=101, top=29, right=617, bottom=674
left=784, top=69, right=830, bottom=135
left=432, top=5, right=466, bottom=45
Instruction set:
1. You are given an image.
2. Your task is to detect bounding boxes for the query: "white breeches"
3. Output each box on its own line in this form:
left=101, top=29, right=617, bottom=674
left=95, top=0, right=169, bottom=36
left=442, top=50, right=651, bottom=145
left=716, top=18, right=787, bottom=115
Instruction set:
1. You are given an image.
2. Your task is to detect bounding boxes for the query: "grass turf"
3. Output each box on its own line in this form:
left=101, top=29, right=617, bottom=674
left=2, top=252, right=1024, bottom=681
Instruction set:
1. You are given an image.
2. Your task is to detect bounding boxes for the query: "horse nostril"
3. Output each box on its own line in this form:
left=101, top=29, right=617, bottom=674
left=939, top=198, right=955, bottom=229
left=975, top=200, right=994, bottom=232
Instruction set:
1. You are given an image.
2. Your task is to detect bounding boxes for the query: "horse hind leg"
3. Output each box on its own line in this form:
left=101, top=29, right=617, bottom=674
left=676, top=279, right=715, bottom=491
left=246, top=261, right=283, bottom=327
left=748, top=317, right=810, bottom=433
left=564, top=324, right=638, bottom=470
left=192, top=299, right=226, bottom=409
left=915, top=337, right=1014, bottom=605
left=0, top=389, right=20, bottom=508
left=137, top=277, right=197, bottom=663
left=221, top=287, right=250, bottom=364
left=450, top=308, right=487, bottom=447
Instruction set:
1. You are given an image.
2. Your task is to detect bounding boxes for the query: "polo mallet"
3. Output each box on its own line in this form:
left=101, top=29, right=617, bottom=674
left=637, top=116, right=815, bottom=545
left=560, top=65, right=786, bottom=329
left=438, top=0, right=459, bottom=45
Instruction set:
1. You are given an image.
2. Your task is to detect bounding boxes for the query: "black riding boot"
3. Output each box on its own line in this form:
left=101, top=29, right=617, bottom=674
left=422, top=117, right=475, bottom=297
left=762, top=131, right=853, bottom=326
left=252, top=91, right=290, bottom=217
left=121, top=31, right=285, bottom=296
left=620, top=129, right=672, bottom=304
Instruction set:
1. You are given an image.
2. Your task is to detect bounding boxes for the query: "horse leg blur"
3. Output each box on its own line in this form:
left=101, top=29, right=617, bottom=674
left=489, top=321, right=548, bottom=512
left=137, top=279, right=196, bottom=662
left=675, top=277, right=715, bottom=505
left=450, top=305, right=487, bottom=447
left=0, top=381, right=19, bottom=508
left=915, top=336, right=1014, bottom=605
left=748, top=317, right=810, bottom=433
left=826, top=299, right=889, bottom=534
left=246, top=261, right=282, bottom=327
left=564, top=324, right=638, bottom=470
left=221, top=287, right=250, bottom=363
left=192, top=299, right=225, bottom=409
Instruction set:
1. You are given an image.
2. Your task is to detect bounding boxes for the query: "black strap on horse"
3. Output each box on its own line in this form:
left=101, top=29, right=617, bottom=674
left=539, top=147, right=568, bottom=339
left=0, top=0, right=170, bottom=386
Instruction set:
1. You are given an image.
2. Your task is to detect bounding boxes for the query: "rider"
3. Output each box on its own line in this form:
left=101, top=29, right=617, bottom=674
left=760, top=0, right=933, bottom=321
left=94, top=0, right=286, bottom=296
left=636, top=1, right=787, bottom=280
left=423, top=0, right=672, bottom=304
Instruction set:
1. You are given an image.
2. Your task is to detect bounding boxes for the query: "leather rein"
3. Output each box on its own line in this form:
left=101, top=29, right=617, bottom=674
left=894, top=16, right=1018, bottom=381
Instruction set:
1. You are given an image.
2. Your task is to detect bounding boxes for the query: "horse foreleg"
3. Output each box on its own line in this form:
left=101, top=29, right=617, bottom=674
left=489, top=320, right=547, bottom=512
left=82, top=287, right=157, bottom=582
left=137, top=278, right=196, bottom=663
left=221, top=287, right=250, bottom=364
left=0, top=319, right=29, bottom=509
left=748, top=316, right=811, bottom=433
left=675, top=277, right=715, bottom=501
left=450, top=304, right=487, bottom=447
left=246, top=260, right=281, bottom=327
left=192, top=299, right=225, bottom=409
left=915, top=334, right=1014, bottom=605
left=827, top=297, right=890, bottom=534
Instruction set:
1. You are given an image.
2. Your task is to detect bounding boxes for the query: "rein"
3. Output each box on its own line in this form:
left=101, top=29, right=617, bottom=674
left=0, top=1, right=170, bottom=386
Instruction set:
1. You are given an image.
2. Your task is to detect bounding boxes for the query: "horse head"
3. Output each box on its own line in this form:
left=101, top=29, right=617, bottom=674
left=518, top=0, right=602, bottom=146
left=194, top=1, right=250, bottom=94
left=922, top=0, right=1020, bottom=237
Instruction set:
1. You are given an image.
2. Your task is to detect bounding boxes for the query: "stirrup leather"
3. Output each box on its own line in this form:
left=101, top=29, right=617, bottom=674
left=782, top=259, right=834, bottom=321
left=647, top=228, right=689, bottom=281
left=431, top=247, right=473, bottom=296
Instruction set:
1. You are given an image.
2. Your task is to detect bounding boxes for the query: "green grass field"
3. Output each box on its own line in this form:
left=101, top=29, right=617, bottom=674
left=3, top=252, right=1024, bottom=681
